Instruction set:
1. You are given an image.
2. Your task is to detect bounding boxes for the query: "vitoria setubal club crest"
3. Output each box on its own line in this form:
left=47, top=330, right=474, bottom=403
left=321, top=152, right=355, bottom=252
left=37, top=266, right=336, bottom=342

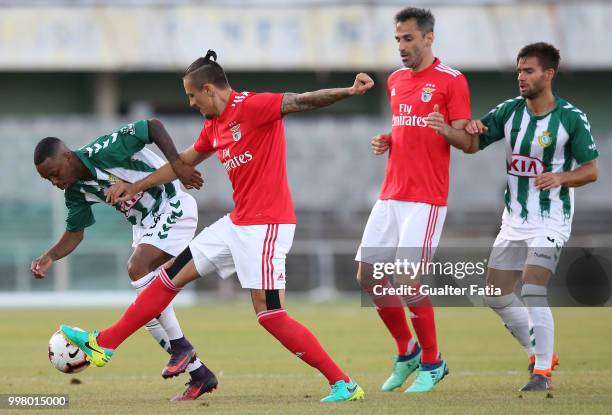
left=538, top=130, right=553, bottom=148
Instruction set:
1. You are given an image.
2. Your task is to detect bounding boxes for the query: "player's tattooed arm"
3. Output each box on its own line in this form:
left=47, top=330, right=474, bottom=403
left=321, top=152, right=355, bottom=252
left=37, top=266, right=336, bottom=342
left=281, top=73, right=374, bottom=114
left=31, top=230, right=84, bottom=278
left=148, top=119, right=202, bottom=189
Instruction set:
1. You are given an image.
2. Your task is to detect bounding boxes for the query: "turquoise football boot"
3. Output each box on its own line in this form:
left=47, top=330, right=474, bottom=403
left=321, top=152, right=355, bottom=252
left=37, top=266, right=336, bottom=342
left=60, top=325, right=113, bottom=367
left=382, top=344, right=422, bottom=391
left=320, top=379, right=365, bottom=402
left=405, top=359, right=449, bottom=393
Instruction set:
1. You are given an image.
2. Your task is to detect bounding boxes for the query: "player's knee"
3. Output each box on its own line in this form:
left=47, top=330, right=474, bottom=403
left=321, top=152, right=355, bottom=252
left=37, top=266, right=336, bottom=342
left=356, top=266, right=374, bottom=289
left=126, top=258, right=150, bottom=280
left=484, top=294, right=512, bottom=309
left=356, top=269, right=364, bottom=286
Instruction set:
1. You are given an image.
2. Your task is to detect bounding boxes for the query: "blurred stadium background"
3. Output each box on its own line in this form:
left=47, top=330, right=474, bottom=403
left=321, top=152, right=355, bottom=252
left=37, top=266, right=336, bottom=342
left=1, top=0, right=611, bottom=306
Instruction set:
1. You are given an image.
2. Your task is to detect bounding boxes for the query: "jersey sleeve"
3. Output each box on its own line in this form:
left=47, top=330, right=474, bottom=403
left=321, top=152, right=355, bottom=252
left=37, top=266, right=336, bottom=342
left=84, top=120, right=151, bottom=162
left=114, top=119, right=151, bottom=147
left=193, top=125, right=214, bottom=153
left=570, top=112, right=599, bottom=164
left=479, top=102, right=510, bottom=150
left=242, top=93, right=284, bottom=126
left=446, top=75, right=472, bottom=122
left=65, top=195, right=95, bottom=232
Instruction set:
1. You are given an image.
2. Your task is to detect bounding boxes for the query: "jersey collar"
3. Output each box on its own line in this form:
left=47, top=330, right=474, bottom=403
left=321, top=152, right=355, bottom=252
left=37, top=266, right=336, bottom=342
left=525, top=96, right=561, bottom=120
left=409, top=57, right=440, bottom=77
left=217, top=90, right=237, bottom=121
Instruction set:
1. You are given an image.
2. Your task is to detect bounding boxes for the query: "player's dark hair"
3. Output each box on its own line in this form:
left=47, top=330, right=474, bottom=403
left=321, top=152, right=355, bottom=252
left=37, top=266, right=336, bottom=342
left=34, top=137, right=63, bottom=165
left=395, top=7, right=435, bottom=34
left=517, top=42, right=561, bottom=72
left=184, top=49, right=229, bottom=89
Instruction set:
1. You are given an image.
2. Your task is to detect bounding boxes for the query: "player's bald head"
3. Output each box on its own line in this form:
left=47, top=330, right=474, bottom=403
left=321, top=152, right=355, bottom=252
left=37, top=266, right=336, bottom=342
left=34, top=137, right=69, bottom=166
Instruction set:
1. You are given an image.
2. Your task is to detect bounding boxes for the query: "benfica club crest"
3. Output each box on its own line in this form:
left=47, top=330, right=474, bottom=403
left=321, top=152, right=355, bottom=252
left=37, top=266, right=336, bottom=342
left=229, top=122, right=242, bottom=141
left=421, top=86, right=435, bottom=103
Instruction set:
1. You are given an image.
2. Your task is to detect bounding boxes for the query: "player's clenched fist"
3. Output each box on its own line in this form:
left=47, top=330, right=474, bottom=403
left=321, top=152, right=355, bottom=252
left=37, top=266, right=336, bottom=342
left=372, top=134, right=391, bottom=155
left=31, top=253, right=52, bottom=278
left=465, top=119, right=488, bottom=135
left=350, top=73, right=375, bottom=96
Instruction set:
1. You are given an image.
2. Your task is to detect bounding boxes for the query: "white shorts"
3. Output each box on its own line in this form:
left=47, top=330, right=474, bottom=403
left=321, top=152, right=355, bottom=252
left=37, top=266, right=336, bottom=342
left=488, top=233, right=564, bottom=273
left=189, top=214, right=295, bottom=289
left=132, top=192, right=198, bottom=257
left=356, top=200, right=447, bottom=265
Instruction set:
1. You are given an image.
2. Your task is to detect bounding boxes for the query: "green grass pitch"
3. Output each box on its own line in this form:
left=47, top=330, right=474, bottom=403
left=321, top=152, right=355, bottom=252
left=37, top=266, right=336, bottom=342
left=1, top=302, right=611, bottom=414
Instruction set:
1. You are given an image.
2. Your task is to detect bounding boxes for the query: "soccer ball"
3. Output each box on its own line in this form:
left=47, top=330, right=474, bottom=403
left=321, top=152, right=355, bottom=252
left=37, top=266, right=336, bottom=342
left=48, top=330, right=90, bottom=373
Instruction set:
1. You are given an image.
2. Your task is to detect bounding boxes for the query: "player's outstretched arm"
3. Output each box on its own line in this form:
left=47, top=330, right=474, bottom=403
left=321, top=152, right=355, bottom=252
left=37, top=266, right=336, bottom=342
left=106, top=145, right=212, bottom=204
left=31, top=229, right=84, bottom=278
left=424, top=105, right=476, bottom=151
left=280, top=73, right=374, bottom=114
left=148, top=119, right=201, bottom=189
left=535, top=159, right=598, bottom=190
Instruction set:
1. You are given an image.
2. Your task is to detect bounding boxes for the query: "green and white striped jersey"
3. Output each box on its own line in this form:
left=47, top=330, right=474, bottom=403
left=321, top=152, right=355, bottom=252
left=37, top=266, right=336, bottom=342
left=479, top=96, right=598, bottom=241
left=64, top=120, right=180, bottom=231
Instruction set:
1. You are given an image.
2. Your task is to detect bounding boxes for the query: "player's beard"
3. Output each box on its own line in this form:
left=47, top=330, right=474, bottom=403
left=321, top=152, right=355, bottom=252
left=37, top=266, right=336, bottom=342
left=520, top=76, right=546, bottom=100
left=400, top=44, right=423, bottom=69
left=402, top=52, right=419, bottom=69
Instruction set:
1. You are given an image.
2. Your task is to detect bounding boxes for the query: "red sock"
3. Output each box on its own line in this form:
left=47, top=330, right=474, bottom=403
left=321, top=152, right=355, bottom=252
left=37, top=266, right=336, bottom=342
left=405, top=290, right=438, bottom=363
left=258, top=309, right=350, bottom=384
left=97, top=269, right=181, bottom=350
left=364, top=278, right=413, bottom=356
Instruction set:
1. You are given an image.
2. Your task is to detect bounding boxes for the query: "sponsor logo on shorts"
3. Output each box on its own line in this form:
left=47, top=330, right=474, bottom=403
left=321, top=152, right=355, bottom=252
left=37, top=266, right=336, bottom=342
left=533, top=252, right=551, bottom=260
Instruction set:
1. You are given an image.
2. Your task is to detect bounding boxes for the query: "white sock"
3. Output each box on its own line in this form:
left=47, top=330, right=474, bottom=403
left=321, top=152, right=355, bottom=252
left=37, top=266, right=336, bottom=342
left=132, top=270, right=183, bottom=341
left=144, top=320, right=171, bottom=352
left=484, top=294, right=533, bottom=356
left=188, top=358, right=203, bottom=372
left=522, top=284, right=554, bottom=371
left=132, top=270, right=200, bottom=374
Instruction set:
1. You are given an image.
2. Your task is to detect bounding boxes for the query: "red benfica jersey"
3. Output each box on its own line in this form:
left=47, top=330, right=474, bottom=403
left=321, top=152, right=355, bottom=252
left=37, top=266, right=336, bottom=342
left=193, top=91, right=296, bottom=225
left=380, top=58, right=471, bottom=206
